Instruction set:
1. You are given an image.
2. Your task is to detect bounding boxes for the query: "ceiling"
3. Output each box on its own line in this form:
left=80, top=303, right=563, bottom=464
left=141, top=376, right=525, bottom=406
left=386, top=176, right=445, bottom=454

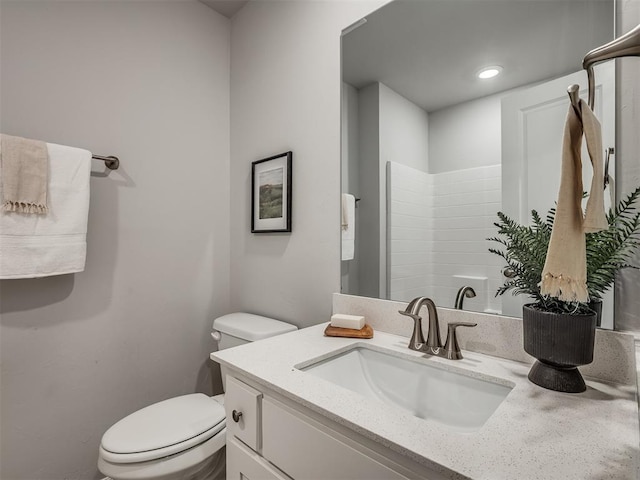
left=200, top=0, right=249, bottom=18
left=342, top=0, right=613, bottom=112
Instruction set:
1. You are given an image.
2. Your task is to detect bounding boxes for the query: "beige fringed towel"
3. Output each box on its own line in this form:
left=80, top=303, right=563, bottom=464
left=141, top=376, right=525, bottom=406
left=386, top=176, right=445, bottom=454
left=540, top=100, right=608, bottom=302
left=1, top=134, right=49, bottom=214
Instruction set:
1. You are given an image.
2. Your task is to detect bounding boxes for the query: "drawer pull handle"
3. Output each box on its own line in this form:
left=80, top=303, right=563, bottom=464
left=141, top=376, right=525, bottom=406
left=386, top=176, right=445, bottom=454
left=232, top=410, right=243, bottom=423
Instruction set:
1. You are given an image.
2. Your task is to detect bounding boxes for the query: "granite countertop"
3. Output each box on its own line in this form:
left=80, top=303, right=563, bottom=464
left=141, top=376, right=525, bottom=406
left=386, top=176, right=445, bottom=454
left=211, top=324, right=639, bottom=480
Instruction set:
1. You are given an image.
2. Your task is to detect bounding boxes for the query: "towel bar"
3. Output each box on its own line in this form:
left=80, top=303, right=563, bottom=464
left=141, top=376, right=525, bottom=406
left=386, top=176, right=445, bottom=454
left=92, top=154, right=119, bottom=170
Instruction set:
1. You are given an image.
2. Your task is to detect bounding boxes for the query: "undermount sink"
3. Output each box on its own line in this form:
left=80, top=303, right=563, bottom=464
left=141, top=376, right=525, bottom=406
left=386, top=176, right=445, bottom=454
left=297, top=344, right=513, bottom=433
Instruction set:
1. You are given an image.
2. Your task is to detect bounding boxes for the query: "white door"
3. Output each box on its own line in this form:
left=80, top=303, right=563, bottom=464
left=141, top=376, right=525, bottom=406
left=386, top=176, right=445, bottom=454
left=501, top=64, right=615, bottom=325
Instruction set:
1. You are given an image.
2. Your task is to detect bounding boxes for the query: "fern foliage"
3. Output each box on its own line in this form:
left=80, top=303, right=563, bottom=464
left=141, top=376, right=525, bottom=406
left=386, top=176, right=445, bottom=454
left=488, top=186, right=640, bottom=313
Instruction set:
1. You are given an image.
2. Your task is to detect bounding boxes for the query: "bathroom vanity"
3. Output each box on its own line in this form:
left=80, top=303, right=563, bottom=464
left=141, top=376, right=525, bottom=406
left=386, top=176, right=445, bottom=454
left=212, top=296, right=639, bottom=479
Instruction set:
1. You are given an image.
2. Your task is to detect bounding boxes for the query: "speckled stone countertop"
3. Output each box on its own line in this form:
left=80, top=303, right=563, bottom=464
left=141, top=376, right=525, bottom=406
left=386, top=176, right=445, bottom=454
left=212, top=323, right=639, bottom=480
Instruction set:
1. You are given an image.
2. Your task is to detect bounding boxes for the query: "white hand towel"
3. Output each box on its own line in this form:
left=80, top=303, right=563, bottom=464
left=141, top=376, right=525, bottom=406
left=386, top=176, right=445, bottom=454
left=540, top=100, right=608, bottom=302
left=0, top=142, right=91, bottom=278
left=341, top=193, right=356, bottom=261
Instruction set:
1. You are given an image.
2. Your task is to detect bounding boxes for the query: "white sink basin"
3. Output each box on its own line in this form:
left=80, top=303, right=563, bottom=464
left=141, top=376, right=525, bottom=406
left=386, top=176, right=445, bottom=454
left=298, top=345, right=513, bottom=433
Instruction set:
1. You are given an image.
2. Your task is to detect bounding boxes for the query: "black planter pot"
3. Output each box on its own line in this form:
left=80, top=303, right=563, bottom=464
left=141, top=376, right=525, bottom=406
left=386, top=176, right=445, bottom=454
left=589, top=299, right=603, bottom=327
left=522, top=304, right=597, bottom=393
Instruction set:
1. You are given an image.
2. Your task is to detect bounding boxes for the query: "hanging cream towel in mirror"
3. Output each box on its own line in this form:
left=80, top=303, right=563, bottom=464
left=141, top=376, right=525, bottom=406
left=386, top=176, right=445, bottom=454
left=341, top=193, right=355, bottom=261
left=540, top=100, right=608, bottom=302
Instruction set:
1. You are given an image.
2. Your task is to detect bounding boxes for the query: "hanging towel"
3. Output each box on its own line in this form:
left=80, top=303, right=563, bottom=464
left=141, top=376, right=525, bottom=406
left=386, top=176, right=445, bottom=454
left=581, top=104, right=608, bottom=233
left=540, top=100, right=608, bottom=302
left=0, top=142, right=91, bottom=278
left=341, top=193, right=355, bottom=261
left=1, top=134, right=49, bottom=214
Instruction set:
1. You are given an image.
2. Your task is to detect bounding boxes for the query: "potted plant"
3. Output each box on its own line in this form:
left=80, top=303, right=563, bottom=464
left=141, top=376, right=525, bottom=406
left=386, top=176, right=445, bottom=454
left=488, top=186, right=640, bottom=393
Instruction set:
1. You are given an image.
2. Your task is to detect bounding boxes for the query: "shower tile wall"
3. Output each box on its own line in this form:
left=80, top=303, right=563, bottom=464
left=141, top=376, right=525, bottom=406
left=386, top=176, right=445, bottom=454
left=388, top=162, right=432, bottom=301
left=388, top=163, right=503, bottom=313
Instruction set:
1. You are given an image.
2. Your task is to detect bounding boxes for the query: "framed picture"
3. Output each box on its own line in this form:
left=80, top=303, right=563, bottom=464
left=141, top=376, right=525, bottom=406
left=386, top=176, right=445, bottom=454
left=251, top=151, right=292, bottom=233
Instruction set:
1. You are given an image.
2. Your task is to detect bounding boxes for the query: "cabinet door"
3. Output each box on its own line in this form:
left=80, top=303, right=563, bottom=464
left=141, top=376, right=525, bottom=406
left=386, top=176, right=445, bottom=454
left=225, top=376, right=263, bottom=452
left=227, top=436, right=291, bottom=480
left=262, top=397, right=412, bottom=480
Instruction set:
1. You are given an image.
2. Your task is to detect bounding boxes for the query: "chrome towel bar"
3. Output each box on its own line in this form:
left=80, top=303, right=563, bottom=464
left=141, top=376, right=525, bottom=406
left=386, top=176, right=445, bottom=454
left=92, top=154, right=119, bottom=170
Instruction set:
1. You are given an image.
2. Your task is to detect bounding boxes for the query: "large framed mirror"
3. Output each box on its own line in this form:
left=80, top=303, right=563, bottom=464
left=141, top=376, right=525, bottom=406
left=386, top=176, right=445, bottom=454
left=340, top=0, right=616, bottom=328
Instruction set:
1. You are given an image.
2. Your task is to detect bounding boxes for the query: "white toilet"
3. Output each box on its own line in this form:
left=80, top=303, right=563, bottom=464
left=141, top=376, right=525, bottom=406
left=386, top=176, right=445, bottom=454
left=97, top=313, right=297, bottom=480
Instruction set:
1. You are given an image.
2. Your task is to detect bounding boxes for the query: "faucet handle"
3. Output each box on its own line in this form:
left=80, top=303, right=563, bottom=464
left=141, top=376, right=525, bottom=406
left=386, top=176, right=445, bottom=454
left=398, top=310, right=425, bottom=351
left=443, top=322, right=477, bottom=360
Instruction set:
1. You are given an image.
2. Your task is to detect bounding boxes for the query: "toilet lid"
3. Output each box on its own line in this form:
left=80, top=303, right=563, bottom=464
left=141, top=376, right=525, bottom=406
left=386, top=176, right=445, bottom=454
left=101, top=394, right=225, bottom=456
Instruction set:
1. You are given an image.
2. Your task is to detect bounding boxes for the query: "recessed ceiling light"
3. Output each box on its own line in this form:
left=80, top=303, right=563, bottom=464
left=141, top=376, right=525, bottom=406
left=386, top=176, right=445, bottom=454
left=477, top=66, right=503, bottom=79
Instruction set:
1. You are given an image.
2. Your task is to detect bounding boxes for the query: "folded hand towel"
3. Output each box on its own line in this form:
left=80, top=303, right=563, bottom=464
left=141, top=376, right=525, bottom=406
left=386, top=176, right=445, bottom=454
left=341, top=193, right=355, bottom=261
left=540, top=100, right=608, bottom=302
left=0, top=142, right=91, bottom=278
left=1, top=134, right=49, bottom=214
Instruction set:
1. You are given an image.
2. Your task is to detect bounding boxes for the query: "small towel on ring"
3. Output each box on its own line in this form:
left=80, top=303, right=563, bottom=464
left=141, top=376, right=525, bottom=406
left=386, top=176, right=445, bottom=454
left=0, top=142, right=91, bottom=278
left=540, top=100, right=608, bottom=302
left=1, top=134, right=49, bottom=214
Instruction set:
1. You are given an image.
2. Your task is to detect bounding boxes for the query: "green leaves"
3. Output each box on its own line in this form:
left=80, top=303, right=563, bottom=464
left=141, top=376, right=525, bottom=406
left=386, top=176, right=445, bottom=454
left=487, top=210, right=550, bottom=304
left=487, top=186, right=640, bottom=311
left=585, top=187, right=640, bottom=299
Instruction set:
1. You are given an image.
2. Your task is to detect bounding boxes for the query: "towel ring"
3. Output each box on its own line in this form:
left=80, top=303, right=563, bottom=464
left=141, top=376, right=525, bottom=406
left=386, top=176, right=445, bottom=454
left=567, top=23, right=640, bottom=115
left=584, top=23, right=640, bottom=109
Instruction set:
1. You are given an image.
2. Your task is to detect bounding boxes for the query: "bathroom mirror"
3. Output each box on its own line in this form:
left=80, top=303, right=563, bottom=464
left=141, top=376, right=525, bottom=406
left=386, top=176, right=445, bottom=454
left=340, top=0, right=616, bottom=327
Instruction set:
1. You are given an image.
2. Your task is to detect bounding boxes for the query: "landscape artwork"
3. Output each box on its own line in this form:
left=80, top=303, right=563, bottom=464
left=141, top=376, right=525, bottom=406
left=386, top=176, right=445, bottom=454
left=259, top=167, right=284, bottom=219
left=251, top=151, right=292, bottom=233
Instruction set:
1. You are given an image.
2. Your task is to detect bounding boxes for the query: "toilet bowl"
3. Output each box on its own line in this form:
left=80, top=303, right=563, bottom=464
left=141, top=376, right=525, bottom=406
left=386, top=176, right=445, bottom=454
left=97, top=313, right=297, bottom=480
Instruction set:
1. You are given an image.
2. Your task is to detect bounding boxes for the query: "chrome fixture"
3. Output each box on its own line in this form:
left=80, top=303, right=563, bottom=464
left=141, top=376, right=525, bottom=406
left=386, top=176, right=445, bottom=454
left=583, top=23, right=640, bottom=109
left=92, top=154, right=120, bottom=170
left=455, top=286, right=476, bottom=310
left=568, top=22, right=640, bottom=114
left=399, top=297, right=476, bottom=360
left=502, top=267, right=516, bottom=278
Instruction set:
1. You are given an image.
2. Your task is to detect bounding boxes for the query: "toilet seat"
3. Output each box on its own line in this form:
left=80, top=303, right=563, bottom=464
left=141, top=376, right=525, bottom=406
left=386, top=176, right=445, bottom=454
left=100, top=393, right=226, bottom=464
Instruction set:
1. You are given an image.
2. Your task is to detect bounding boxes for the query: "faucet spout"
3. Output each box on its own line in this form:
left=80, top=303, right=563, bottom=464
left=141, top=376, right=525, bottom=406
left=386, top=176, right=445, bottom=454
left=455, top=286, right=476, bottom=310
left=401, top=296, right=476, bottom=360
left=417, top=297, right=442, bottom=349
left=399, top=297, right=428, bottom=350
left=402, top=297, right=442, bottom=349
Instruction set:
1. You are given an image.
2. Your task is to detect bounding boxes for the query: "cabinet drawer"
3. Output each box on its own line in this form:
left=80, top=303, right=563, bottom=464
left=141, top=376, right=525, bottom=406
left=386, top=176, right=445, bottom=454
left=225, top=375, right=263, bottom=451
left=262, top=397, right=411, bottom=480
left=227, top=437, right=291, bottom=480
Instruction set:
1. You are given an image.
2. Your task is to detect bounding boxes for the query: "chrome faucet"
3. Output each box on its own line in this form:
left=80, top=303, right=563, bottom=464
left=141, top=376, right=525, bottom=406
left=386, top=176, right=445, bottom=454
left=454, top=286, right=476, bottom=310
left=399, top=297, right=476, bottom=360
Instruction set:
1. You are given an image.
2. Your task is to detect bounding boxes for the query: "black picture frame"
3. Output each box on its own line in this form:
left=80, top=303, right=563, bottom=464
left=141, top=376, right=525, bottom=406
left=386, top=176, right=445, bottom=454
left=251, top=151, right=292, bottom=233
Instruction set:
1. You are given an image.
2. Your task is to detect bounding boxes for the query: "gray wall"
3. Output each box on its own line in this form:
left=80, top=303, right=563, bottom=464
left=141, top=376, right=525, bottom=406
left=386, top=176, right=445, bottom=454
left=0, top=2, right=230, bottom=479
left=428, top=93, right=502, bottom=174
left=228, top=0, right=386, bottom=326
left=340, top=82, right=361, bottom=295
left=357, top=82, right=382, bottom=298
left=616, top=0, right=640, bottom=332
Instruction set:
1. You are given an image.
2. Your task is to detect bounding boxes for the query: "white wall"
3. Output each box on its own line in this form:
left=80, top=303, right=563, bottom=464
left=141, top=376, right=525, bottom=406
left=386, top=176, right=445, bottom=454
left=379, top=83, right=429, bottom=174
left=388, top=163, right=502, bottom=312
left=0, top=2, right=230, bottom=479
left=229, top=0, right=387, bottom=325
left=428, top=93, right=502, bottom=174
left=429, top=165, right=503, bottom=312
left=388, top=162, right=432, bottom=301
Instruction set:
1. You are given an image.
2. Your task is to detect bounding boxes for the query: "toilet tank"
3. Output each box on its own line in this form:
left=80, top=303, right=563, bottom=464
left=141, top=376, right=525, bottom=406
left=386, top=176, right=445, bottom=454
left=212, top=312, right=297, bottom=350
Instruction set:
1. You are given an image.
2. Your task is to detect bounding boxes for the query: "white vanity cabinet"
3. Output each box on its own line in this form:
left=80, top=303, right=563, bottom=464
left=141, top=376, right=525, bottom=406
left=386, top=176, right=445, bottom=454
left=224, top=374, right=445, bottom=480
